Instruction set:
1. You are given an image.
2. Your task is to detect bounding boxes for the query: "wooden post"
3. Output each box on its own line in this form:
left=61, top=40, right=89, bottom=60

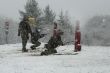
left=5, top=21, right=9, bottom=44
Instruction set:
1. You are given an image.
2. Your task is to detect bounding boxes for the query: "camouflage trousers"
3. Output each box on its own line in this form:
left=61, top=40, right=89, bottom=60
left=41, top=36, right=63, bottom=55
left=20, top=31, right=29, bottom=52
left=30, top=41, right=41, bottom=50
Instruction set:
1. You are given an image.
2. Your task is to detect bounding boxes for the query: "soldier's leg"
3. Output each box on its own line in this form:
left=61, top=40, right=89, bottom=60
left=22, top=38, right=28, bottom=52
left=41, top=37, right=57, bottom=55
left=31, top=41, right=41, bottom=50
left=47, top=37, right=57, bottom=54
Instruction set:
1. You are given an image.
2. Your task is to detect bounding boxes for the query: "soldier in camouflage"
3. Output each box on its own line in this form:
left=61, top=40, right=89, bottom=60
left=30, top=27, right=47, bottom=50
left=41, top=22, right=63, bottom=55
left=18, top=16, right=32, bottom=52
left=30, top=28, right=41, bottom=50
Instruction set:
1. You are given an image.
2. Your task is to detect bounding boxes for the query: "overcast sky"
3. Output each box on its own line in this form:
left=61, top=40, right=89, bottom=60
left=0, top=0, right=110, bottom=25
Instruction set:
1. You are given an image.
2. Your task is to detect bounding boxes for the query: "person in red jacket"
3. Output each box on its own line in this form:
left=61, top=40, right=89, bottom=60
left=74, top=21, right=81, bottom=52
left=53, top=22, right=63, bottom=46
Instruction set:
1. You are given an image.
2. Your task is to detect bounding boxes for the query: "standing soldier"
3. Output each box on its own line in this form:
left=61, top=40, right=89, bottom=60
left=74, top=21, right=81, bottom=52
left=18, top=16, right=32, bottom=52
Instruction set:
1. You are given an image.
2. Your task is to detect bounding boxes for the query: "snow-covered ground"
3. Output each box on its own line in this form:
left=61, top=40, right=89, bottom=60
left=0, top=43, right=110, bottom=73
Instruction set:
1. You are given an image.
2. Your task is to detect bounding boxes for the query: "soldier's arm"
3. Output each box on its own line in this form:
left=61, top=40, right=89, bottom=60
left=18, top=22, right=21, bottom=36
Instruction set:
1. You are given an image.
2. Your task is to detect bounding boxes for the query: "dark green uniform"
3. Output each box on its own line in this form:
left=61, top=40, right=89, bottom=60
left=18, top=18, right=32, bottom=52
left=30, top=28, right=46, bottom=50
left=41, top=33, right=63, bottom=55
left=30, top=29, right=41, bottom=50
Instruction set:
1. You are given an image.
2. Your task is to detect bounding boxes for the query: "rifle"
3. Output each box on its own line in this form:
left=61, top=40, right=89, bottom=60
left=63, top=41, right=74, bottom=45
left=40, top=34, right=47, bottom=38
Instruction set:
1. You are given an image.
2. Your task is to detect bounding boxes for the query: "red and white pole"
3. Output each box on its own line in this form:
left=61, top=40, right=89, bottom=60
left=74, top=20, right=81, bottom=52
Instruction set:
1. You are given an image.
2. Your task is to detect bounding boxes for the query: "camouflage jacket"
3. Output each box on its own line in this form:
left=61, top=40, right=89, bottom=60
left=18, top=20, right=32, bottom=37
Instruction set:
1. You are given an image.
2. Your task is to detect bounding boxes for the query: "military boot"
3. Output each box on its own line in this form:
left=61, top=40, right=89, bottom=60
left=30, top=46, right=36, bottom=50
left=22, top=48, right=28, bottom=52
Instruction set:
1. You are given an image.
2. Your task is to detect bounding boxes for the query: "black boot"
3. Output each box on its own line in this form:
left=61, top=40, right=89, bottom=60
left=41, top=50, right=48, bottom=55
left=30, top=46, right=36, bottom=50
left=22, top=48, right=28, bottom=52
left=53, top=49, right=57, bottom=53
left=41, top=50, right=51, bottom=55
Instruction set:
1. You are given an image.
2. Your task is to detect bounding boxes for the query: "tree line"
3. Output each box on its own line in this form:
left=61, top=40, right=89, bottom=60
left=1, top=0, right=110, bottom=46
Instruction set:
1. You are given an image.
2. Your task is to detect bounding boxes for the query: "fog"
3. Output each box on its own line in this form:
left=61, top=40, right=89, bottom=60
left=0, top=0, right=110, bottom=25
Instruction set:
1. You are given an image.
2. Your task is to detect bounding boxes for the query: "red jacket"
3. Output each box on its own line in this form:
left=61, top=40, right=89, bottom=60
left=53, top=28, right=59, bottom=38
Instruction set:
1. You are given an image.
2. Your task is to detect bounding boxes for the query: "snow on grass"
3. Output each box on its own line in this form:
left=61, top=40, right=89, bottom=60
left=0, top=43, right=110, bottom=73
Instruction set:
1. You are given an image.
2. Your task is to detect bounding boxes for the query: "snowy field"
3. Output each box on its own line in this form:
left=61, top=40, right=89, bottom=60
left=0, top=43, right=110, bottom=73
